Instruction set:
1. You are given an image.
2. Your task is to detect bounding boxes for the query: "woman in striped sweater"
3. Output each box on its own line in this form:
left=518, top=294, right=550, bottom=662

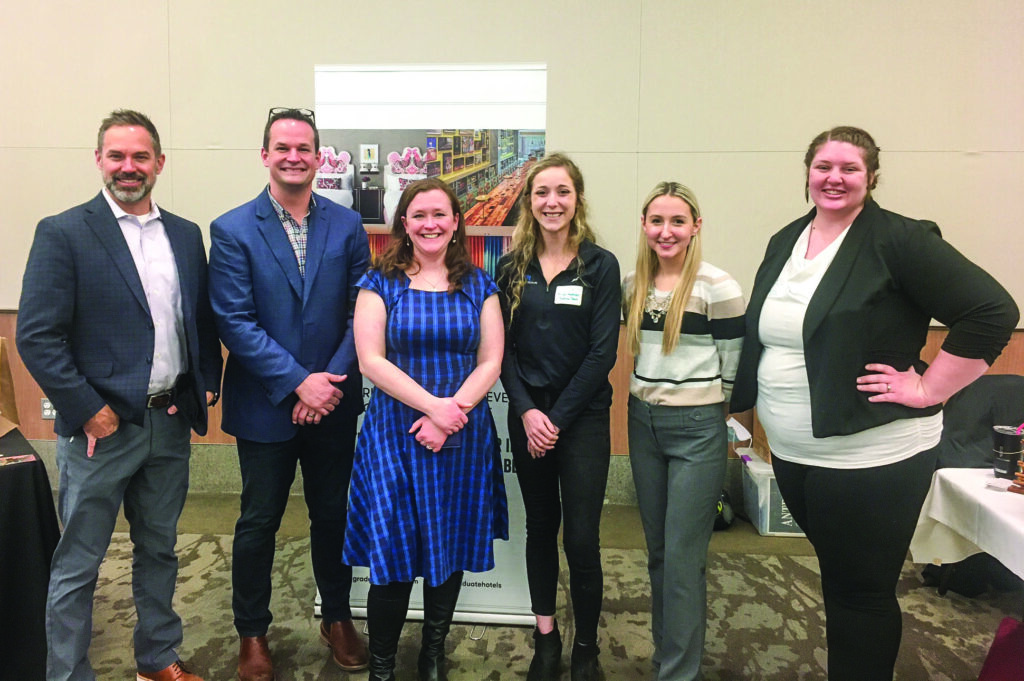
left=622, top=182, right=745, bottom=681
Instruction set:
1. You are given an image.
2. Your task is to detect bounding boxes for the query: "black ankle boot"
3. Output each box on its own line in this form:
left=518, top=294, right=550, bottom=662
left=367, top=583, right=413, bottom=681
left=526, top=622, right=562, bottom=681
left=418, top=571, right=463, bottom=681
left=570, top=640, right=601, bottom=681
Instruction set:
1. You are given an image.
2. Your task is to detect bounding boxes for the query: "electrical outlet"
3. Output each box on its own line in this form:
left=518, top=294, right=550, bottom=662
left=40, top=398, right=56, bottom=420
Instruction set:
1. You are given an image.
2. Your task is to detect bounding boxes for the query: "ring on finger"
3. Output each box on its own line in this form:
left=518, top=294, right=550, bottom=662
left=886, top=383, right=892, bottom=393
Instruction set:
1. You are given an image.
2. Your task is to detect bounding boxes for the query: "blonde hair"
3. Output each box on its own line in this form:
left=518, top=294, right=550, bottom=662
left=501, top=153, right=596, bottom=324
left=625, top=181, right=703, bottom=355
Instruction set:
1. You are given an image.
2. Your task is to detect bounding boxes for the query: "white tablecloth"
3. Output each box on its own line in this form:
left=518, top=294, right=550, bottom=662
left=910, top=468, right=1024, bottom=580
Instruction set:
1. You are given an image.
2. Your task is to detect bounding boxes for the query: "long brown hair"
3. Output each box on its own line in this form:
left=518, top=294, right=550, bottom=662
left=375, top=178, right=473, bottom=292
left=501, top=152, right=596, bottom=323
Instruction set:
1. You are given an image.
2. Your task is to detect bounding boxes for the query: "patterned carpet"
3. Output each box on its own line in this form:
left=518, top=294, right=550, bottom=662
left=83, top=533, right=1022, bottom=680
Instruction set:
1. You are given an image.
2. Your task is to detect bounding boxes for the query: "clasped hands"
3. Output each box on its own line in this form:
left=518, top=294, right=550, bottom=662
left=410, top=396, right=472, bottom=452
left=292, top=372, right=346, bottom=425
left=522, top=408, right=559, bottom=459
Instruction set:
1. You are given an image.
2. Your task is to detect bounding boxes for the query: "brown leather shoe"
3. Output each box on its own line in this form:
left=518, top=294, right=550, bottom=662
left=320, top=619, right=369, bottom=671
left=137, top=660, right=204, bottom=681
left=237, top=636, right=274, bottom=681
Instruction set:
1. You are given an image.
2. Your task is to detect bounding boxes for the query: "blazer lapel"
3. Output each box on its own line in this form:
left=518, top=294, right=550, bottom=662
left=746, top=213, right=806, bottom=338
left=802, top=200, right=877, bottom=340
left=84, top=193, right=150, bottom=315
left=255, top=192, right=304, bottom=299
left=163, top=214, right=194, bottom=323
left=301, top=200, right=328, bottom=306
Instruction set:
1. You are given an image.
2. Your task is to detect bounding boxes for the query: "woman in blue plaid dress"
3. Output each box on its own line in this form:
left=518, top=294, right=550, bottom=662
left=343, top=178, right=508, bottom=681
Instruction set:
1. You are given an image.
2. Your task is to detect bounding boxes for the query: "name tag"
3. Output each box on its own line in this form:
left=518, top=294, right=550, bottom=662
left=554, top=285, right=583, bottom=306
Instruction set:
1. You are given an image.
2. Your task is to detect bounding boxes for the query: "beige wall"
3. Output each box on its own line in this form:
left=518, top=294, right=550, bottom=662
left=1, top=0, right=1022, bottom=311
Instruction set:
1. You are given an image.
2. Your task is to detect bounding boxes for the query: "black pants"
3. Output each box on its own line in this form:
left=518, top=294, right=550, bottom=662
left=772, top=447, right=937, bottom=681
left=232, top=415, right=358, bottom=635
left=510, top=406, right=610, bottom=645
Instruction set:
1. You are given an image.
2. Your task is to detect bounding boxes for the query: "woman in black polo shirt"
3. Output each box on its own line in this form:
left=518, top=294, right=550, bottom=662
left=497, top=153, right=620, bottom=681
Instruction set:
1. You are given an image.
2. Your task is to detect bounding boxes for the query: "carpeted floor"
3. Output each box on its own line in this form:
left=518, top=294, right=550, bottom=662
left=85, top=530, right=1023, bottom=681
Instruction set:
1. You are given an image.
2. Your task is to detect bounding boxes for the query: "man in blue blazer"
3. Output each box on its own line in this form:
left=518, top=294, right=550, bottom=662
left=17, top=110, right=222, bottom=681
left=208, top=108, right=370, bottom=681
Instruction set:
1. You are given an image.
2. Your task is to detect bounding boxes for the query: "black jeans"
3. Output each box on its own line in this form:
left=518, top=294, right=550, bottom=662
left=772, top=447, right=937, bottom=681
left=510, top=406, right=610, bottom=645
left=232, top=414, right=358, bottom=636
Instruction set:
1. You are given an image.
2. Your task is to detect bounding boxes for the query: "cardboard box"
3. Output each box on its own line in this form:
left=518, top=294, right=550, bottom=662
left=741, top=454, right=805, bottom=537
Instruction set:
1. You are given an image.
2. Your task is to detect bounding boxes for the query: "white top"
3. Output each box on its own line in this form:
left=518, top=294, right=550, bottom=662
left=755, top=221, right=942, bottom=468
left=103, top=189, right=185, bottom=394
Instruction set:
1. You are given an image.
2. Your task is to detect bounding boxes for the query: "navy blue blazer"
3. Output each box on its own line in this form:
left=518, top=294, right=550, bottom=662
left=730, top=199, right=1018, bottom=438
left=17, top=192, right=223, bottom=437
left=208, top=188, right=370, bottom=443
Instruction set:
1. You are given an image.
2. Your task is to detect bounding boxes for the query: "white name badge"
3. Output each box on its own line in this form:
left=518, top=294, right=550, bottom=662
left=554, top=285, right=583, bottom=306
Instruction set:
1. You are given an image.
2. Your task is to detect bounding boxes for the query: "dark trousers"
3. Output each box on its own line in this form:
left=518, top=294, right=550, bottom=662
left=232, top=414, right=358, bottom=636
left=510, top=406, right=610, bottom=645
left=772, top=447, right=937, bottom=681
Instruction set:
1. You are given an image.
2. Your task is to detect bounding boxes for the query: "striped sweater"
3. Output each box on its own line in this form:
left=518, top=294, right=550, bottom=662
left=622, top=262, right=746, bottom=406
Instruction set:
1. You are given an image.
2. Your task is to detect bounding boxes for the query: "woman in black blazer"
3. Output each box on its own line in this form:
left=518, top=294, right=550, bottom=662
left=731, top=126, right=1018, bottom=681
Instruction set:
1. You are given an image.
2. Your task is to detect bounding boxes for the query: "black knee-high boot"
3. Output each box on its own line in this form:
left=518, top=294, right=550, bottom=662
left=367, top=582, right=413, bottom=681
left=418, top=571, right=463, bottom=681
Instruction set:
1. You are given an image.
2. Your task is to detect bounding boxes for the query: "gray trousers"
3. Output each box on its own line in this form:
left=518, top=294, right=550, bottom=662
left=628, top=397, right=727, bottom=681
left=48, top=409, right=191, bottom=681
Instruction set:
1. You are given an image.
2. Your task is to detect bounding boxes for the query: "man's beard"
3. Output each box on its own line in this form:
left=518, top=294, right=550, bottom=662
left=106, top=173, right=154, bottom=205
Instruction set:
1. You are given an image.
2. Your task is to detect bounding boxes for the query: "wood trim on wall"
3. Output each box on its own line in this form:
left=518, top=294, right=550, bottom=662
left=2, top=311, right=1022, bottom=451
left=0, top=313, right=233, bottom=444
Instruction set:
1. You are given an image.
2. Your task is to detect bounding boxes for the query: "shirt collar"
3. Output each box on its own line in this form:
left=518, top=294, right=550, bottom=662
left=266, top=185, right=316, bottom=221
left=101, top=187, right=162, bottom=223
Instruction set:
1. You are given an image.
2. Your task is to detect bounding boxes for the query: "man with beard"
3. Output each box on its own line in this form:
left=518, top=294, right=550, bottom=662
left=17, top=109, right=222, bottom=681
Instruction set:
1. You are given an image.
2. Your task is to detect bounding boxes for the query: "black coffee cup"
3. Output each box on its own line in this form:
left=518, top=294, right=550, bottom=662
left=992, top=425, right=1022, bottom=480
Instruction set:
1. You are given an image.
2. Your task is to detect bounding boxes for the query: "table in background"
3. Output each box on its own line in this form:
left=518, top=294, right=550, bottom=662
left=910, top=467, right=1024, bottom=580
left=0, top=429, right=61, bottom=681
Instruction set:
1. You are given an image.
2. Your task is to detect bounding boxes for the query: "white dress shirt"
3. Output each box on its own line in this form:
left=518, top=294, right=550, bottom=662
left=102, top=189, right=185, bottom=394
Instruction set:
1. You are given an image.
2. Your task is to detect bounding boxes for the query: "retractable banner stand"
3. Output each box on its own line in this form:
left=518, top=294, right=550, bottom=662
left=316, top=380, right=534, bottom=625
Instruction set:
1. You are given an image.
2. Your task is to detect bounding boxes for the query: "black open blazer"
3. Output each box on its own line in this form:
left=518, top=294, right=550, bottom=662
left=730, top=199, right=1018, bottom=438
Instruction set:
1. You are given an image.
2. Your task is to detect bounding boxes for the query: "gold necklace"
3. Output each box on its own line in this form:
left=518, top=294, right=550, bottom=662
left=416, top=270, right=448, bottom=291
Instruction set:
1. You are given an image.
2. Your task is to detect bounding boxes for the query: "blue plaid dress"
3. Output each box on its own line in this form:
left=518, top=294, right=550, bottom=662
left=343, top=267, right=509, bottom=586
